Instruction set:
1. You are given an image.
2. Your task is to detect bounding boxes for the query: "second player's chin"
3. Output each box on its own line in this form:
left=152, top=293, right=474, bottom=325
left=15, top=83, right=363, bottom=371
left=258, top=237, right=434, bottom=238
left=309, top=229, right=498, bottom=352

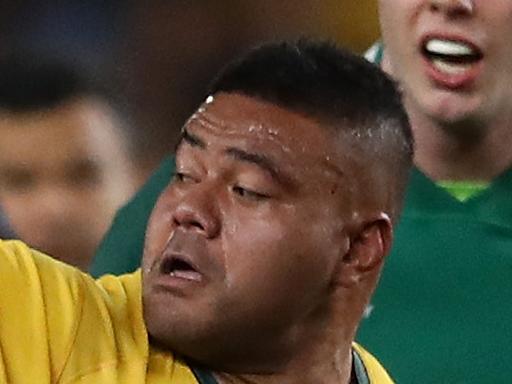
left=432, top=109, right=483, bottom=129
left=418, top=96, right=478, bottom=124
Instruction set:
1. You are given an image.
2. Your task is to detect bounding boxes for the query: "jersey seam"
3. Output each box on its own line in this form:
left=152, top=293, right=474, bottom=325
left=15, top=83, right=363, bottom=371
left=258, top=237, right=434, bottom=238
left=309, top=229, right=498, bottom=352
left=55, top=272, right=87, bottom=384
left=58, top=358, right=125, bottom=384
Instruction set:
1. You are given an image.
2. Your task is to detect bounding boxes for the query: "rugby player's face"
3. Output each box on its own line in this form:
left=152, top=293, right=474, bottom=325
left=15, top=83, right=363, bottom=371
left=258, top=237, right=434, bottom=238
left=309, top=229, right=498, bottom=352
left=142, top=93, right=353, bottom=365
left=379, top=0, right=512, bottom=125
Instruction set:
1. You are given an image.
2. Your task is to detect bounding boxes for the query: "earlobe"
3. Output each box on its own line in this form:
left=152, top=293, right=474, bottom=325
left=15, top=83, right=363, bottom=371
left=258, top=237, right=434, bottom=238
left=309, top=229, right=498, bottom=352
left=336, top=214, right=393, bottom=287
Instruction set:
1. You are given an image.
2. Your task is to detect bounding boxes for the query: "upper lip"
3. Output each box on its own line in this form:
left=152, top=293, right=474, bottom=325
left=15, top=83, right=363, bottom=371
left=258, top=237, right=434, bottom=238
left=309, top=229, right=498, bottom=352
left=151, top=228, right=217, bottom=280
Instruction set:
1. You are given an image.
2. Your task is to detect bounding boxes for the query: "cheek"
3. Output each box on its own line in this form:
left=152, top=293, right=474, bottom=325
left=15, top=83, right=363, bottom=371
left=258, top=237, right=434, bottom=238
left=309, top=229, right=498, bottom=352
left=222, top=206, right=336, bottom=300
left=218, top=215, right=337, bottom=327
left=379, top=0, right=419, bottom=46
left=1, top=194, right=47, bottom=232
left=0, top=194, right=27, bottom=217
left=379, top=0, right=402, bottom=31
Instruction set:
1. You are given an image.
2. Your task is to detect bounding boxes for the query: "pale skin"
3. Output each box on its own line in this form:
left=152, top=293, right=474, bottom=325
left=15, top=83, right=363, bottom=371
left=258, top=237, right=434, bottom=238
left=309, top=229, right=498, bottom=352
left=379, top=0, right=512, bottom=181
left=142, top=93, right=392, bottom=383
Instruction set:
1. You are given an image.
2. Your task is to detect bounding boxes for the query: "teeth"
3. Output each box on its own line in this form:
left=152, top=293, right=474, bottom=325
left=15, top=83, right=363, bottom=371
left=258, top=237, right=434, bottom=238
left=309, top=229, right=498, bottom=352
left=432, top=59, right=471, bottom=75
left=170, top=270, right=202, bottom=281
left=426, top=39, right=475, bottom=56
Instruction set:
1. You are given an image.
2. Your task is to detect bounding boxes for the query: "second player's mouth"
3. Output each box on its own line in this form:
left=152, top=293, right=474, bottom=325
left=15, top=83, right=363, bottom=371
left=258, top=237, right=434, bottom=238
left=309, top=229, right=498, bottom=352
left=421, top=37, right=483, bottom=84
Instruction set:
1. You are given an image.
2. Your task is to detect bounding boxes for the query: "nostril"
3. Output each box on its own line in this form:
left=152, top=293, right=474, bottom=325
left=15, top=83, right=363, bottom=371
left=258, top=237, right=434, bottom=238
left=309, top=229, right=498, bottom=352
left=185, top=219, right=205, bottom=231
left=429, top=0, right=474, bottom=17
left=173, top=211, right=206, bottom=232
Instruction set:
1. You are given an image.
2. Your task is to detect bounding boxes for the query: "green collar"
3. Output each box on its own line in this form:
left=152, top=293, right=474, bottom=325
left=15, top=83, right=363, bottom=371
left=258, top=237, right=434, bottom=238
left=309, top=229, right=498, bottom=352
left=436, top=180, right=490, bottom=202
left=402, top=167, right=512, bottom=229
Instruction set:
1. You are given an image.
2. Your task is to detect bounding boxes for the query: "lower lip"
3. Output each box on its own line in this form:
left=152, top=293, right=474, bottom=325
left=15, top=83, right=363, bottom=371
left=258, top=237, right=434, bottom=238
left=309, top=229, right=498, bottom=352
left=150, top=272, right=205, bottom=294
left=422, top=56, right=483, bottom=90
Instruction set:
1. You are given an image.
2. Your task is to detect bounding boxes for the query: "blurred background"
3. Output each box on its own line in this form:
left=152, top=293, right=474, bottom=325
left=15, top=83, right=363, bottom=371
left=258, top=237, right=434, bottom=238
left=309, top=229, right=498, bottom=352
left=0, top=0, right=379, bottom=269
left=0, top=0, right=379, bottom=175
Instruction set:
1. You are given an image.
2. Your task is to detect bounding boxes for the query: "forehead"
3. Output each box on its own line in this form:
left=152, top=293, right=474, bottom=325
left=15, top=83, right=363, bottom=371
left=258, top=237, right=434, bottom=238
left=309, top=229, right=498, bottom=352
left=181, top=93, right=346, bottom=173
left=0, top=99, right=125, bottom=168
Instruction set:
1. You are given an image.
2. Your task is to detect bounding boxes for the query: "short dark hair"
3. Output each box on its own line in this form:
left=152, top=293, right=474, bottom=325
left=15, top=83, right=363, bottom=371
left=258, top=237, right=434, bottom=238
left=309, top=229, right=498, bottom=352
left=0, top=53, right=111, bottom=113
left=209, top=39, right=413, bottom=219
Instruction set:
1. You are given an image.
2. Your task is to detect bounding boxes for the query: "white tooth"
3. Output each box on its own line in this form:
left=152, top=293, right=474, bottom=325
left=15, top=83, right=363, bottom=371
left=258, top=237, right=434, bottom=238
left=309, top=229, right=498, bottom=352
left=426, top=39, right=474, bottom=56
left=432, top=59, right=471, bottom=75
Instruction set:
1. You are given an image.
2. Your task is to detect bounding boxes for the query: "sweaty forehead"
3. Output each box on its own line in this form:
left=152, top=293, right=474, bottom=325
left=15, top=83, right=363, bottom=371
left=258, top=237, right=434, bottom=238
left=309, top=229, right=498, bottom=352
left=185, top=92, right=333, bottom=154
left=180, top=92, right=353, bottom=184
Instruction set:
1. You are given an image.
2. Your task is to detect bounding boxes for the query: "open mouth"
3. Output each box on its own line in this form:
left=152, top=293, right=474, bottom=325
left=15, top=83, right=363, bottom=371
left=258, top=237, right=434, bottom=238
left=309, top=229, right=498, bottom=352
left=422, top=38, right=483, bottom=75
left=159, top=255, right=202, bottom=282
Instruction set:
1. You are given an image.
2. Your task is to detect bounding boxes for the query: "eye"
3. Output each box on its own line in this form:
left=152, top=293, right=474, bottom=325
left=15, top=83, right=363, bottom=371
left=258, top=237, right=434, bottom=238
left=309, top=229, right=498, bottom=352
left=232, top=185, right=269, bottom=201
left=66, top=160, right=101, bottom=188
left=173, top=172, right=196, bottom=184
left=0, top=169, right=36, bottom=193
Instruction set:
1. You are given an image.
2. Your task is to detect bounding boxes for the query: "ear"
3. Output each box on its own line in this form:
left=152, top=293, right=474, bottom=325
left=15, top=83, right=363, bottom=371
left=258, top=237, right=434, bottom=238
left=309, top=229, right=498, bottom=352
left=334, top=214, right=393, bottom=288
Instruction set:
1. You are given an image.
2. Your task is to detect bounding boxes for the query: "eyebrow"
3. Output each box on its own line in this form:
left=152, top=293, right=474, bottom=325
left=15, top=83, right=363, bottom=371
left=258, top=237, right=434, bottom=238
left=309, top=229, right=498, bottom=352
left=179, top=128, right=206, bottom=149
left=225, top=147, right=289, bottom=185
left=177, top=128, right=293, bottom=186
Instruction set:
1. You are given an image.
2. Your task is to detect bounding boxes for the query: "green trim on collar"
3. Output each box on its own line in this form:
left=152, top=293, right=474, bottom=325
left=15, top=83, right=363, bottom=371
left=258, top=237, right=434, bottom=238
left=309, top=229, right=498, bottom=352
left=190, top=365, right=218, bottom=384
left=364, top=41, right=384, bottom=65
left=437, top=180, right=490, bottom=202
left=352, top=348, right=370, bottom=384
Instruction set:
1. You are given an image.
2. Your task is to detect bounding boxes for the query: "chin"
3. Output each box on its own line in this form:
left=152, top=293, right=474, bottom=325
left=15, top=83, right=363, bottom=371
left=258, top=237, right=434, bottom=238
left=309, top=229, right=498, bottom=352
left=147, top=317, right=232, bottom=369
left=143, top=296, right=218, bottom=355
left=144, top=302, right=275, bottom=372
left=419, top=92, right=484, bottom=128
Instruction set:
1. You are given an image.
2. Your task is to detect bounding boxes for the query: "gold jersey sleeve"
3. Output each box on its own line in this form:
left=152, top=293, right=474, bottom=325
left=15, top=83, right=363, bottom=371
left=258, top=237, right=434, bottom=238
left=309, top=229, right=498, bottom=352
left=0, top=240, right=199, bottom=383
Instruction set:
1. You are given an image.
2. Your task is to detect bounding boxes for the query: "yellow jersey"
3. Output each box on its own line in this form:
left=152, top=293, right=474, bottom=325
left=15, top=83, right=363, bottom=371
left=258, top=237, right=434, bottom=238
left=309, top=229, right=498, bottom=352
left=0, top=240, right=393, bottom=383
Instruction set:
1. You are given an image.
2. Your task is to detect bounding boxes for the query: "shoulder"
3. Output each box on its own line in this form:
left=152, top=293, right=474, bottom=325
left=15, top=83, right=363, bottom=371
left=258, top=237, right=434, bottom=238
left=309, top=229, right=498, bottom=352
left=0, top=240, right=149, bottom=382
left=0, top=239, right=87, bottom=302
left=0, top=240, right=92, bottom=381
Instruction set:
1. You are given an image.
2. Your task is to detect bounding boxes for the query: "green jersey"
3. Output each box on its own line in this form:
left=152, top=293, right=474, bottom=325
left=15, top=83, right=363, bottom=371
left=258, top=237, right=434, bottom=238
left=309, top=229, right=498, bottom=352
left=357, top=167, right=512, bottom=383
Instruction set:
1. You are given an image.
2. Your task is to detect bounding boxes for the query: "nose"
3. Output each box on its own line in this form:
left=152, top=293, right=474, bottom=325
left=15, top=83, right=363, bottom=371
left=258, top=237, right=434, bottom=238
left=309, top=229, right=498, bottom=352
left=429, top=0, right=475, bottom=17
left=38, top=185, right=69, bottom=218
left=172, top=184, right=221, bottom=239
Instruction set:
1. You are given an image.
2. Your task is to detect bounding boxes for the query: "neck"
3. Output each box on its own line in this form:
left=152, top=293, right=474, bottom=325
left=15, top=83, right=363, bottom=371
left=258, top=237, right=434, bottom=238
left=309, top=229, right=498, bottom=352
left=406, top=100, right=512, bottom=182
left=213, top=301, right=359, bottom=384
left=214, top=344, right=352, bottom=384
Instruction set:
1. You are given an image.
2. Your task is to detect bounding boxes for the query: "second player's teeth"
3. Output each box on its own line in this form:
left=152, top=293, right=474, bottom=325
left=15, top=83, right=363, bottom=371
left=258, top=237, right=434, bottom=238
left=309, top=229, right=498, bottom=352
left=426, top=39, right=474, bottom=56
left=432, top=59, right=471, bottom=75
